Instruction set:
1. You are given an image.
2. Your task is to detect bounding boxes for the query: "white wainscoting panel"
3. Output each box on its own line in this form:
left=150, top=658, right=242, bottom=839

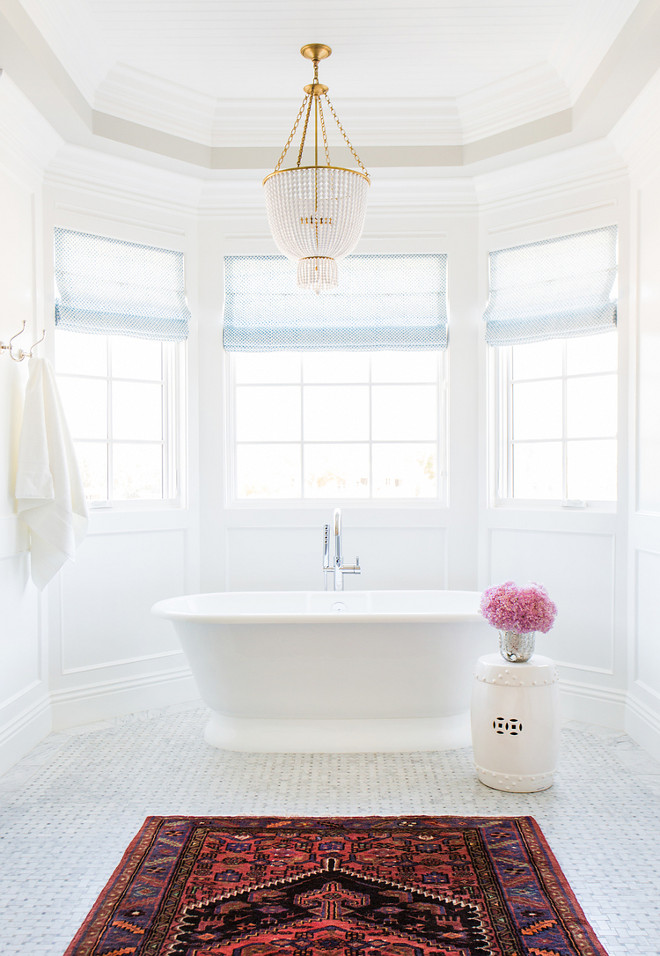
left=225, top=526, right=448, bottom=592
left=488, top=528, right=615, bottom=672
left=0, top=553, right=40, bottom=700
left=0, top=553, right=50, bottom=775
left=59, top=529, right=187, bottom=673
left=636, top=177, right=660, bottom=514
left=634, top=549, right=660, bottom=698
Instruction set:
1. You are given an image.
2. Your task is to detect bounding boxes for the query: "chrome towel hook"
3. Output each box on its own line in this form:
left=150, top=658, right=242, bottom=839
left=0, top=320, right=46, bottom=362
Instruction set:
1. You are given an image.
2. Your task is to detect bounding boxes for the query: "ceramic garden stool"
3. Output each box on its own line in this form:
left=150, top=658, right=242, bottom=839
left=470, top=653, right=559, bottom=793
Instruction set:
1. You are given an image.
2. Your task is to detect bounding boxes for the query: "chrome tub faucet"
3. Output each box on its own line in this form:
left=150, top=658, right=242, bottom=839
left=323, top=507, right=361, bottom=590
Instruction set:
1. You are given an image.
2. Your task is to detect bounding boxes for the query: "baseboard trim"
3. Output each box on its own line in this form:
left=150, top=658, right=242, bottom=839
left=558, top=678, right=627, bottom=729
left=0, top=691, right=52, bottom=777
left=625, top=693, right=660, bottom=764
left=50, top=666, right=200, bottom=731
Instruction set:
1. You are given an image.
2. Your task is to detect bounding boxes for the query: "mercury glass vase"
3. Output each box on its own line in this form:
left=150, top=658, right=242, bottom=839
left=499, top=630, right=535, bottom=663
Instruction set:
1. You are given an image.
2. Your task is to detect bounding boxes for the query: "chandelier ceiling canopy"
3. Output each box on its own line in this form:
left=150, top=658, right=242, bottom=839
left=263, top=44, right=370, bottom=293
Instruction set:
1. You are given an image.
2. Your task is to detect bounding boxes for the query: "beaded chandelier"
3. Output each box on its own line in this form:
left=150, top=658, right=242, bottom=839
left=263, top=44, right=370, bottom=293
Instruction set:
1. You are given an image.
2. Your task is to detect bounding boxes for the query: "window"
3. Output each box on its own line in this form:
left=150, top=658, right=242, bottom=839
left=230, top=350, right=446, bottom=501
left=485, top=226, right=618, bottom=505
left=53, top=228, right=189, bottom=505
left=495, top=332, right=617, bottom=502
left=224, top=253, right=448, bottom=502
left=55, top=330, right=181, bottom=503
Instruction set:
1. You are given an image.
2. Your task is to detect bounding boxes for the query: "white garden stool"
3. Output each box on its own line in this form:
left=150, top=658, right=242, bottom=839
left=470, top=653, right=559, bottom=793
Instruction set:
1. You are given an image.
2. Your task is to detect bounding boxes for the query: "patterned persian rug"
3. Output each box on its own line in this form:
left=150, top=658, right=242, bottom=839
left=64, top=815, right=608, bottom=955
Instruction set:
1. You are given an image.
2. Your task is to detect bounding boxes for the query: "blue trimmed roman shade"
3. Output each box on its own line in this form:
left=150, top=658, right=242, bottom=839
left=223, top=253, right=448, bottom=351
left=483, top=225, right=617, bottom=346
left=54, top=228, right=191, bottom=341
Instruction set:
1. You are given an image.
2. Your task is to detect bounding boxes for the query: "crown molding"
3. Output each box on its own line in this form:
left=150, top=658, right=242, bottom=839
left=3, top=0, right=660, bottom=178
left=0, top=70, right=61, bottom=182
left=0, top=0, right=660, bottom=173
left=458, top=64, right=570, bottom=144
left=609, top=66, right=660, bottom=185
left=45, top=144, right=204, bottom=214
left=475, top=139, right=628, bottom=209
left=96, top=66, right=464, bottom=148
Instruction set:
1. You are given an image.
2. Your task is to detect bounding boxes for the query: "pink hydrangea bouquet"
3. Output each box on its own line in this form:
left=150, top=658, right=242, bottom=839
left=479, top=581, right=557, bottom=634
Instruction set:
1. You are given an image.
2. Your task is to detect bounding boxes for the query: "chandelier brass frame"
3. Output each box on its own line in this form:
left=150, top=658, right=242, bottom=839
left=263, top=44, right=370, bottom=292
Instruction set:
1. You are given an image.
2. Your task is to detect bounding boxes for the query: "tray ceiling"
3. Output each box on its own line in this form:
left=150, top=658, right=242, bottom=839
left=2, top=0, right=659, bottom=171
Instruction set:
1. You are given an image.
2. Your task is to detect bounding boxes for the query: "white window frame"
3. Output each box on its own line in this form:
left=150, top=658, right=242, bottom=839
left=491, top=337, right=617, bottom=511
left=225, top=349, right=449, bottom=508
left=55, top=332, right=186, bottom=511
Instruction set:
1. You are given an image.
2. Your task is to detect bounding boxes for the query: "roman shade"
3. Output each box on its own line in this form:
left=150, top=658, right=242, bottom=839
left=223, top=253, right=448, bottom=351
left=483, top=225, right=617, bottom=346
left=54, top=228, right=190, bottom=341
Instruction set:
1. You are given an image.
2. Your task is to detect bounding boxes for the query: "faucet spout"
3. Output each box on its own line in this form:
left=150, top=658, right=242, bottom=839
left=323, top=507, right=361, bottom=590
left=333, top=507, right=342, bottom=566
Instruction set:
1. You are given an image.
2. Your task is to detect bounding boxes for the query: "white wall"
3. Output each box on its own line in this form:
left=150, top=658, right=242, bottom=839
left=626, top=144, right=660, bottom=759
left=41, top=166, right=202, bottom=730
left=0, top=99, right=51, bottom=774
left=476, top=153, right=632, bottom=733
left=197, top=180, right=481, bottom=596
left=2, top=68, right=660, bottom=770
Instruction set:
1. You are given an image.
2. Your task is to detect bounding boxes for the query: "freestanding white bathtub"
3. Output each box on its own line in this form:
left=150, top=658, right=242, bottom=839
left=152, top=589, right=494, bottom=753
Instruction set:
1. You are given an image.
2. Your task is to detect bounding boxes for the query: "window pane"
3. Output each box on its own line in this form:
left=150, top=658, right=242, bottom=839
left=567, top=375, right=617, bottom=438
left=512, top=380, right=562, bottom=440
left=304, top=444, right=370, bottom=498
left=113, top=381, right=163, bottom=441
left=235, top=386, right=301, bottom=441
left=567, top=439, right=617, bottom=500
left=371, top=351, right=438, bottom=383
left=55, top=330, right=107, bottom=376
left=513, top=442, right=562, bottom=498
left=58, top=377, right=107, bottom=439
left=303, top=351, right=369, bottom=383
left=233, top=352, right=301, bottom=384
left=75, top=442, right=107, bottom=501
left=303, top=386, right=369, bottom=441
left=236, top=444, right=300, bottom=498
left=113, top=443, right=163, bottom=499
left=372, top=385, right=437, bottom=441
left=567, top=331, right=617, bottom=375
left=111, top=335, right=162, bottom=380
left=372, top=443, right=437, bottom=498
left=512, top=340, right=562, bottom=380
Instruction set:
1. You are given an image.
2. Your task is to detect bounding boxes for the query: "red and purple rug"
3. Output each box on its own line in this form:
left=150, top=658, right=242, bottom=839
left=64, top=815, right=608, bottom=955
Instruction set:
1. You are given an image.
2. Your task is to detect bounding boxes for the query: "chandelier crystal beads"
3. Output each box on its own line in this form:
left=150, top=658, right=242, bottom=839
left=263, top=44, right=370, bottom=293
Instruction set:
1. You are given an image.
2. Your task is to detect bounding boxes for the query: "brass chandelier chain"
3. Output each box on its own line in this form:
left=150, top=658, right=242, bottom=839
left=273, top=95, right=309, bottom=172
left=272, top=49, right=369, bottom=180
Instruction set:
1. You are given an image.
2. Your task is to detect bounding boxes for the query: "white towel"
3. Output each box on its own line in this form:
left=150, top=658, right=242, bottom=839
left=15, top=357, right=88, bottom=590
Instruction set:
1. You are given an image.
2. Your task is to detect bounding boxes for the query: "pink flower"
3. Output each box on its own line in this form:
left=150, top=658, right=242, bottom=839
left=479, top=581, right=557, bottom=634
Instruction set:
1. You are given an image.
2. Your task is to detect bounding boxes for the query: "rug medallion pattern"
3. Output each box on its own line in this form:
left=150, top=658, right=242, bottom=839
left=64, top=815, right=608, bottom=955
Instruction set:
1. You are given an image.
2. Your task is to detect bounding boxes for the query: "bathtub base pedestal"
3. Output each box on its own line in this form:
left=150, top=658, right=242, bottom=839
left=204, top=711, right=473, bottom=753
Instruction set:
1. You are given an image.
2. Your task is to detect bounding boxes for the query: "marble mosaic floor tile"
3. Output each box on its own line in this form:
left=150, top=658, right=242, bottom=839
left=0, top=705, right=658, bottom=956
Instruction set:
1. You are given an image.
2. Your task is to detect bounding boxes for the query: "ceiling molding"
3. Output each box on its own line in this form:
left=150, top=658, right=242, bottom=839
left=474, top=140, right=628, bottom=209
left=0, top=70, right=61, bottom=181
left=609, top=67, right=660, bottom=185
left=2, top=0, right=660, bottom=177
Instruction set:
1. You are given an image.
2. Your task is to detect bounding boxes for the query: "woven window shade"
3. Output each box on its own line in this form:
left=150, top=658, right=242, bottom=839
left=223, top=253, right=448, bottom=351
left=54, top=228, right=190, bottom=341
left=483, top=225, right=617, bottom=346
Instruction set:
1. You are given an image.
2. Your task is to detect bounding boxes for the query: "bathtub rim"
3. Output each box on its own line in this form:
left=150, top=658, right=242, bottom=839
left=151, top=588, right=487, bottom=626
